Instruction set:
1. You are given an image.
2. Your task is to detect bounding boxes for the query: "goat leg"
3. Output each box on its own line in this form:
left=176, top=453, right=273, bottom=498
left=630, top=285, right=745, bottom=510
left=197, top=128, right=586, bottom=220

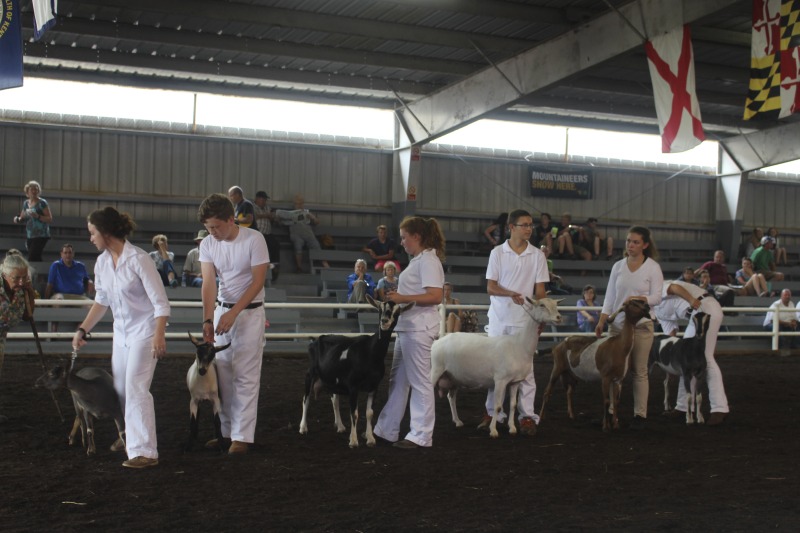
left=331, top=394, right=346, bottom=433
left=348, top=391, right=359, bottom=448
left=601, top=378, right=612, bottom=433
left=696, top=392, right=705, bottom=424
left=489, top=383, right=507, bottom=438
left=299, top=395, right=310, bottom=435
left=83, top=410, right=96, bottom=456
left=663, top=374, right=671, bottom=412
left=507, top=383, right=519, bottom=436
left=446, top=389, right=464, bottom=427
left=566, top=383, right=575, bottom=420
left=68, top=415, right=81, bottom=446
left=364, top=392, right=376, bottom=447
left=611, top=382, right=622, bottom=430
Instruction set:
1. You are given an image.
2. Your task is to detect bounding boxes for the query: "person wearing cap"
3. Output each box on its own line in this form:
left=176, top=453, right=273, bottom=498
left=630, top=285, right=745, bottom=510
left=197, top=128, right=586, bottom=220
left=751, top=236, right=785, bottom=282
left=253, top=191, right=280, bottom=282
left=579, top=217, right=614, bottom=260
left=182, top=230, right=208, bottom=287
left=362, top=224, right=399, bottom=272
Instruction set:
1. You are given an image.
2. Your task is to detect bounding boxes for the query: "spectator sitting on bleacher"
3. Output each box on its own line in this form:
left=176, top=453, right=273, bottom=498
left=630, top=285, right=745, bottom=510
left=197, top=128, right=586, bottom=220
left=766, top=227, right=788, bottom=266
left=554, top=212, right=592, bottom=261
left=742, top=227, right=763, bottom=259
left=576, top=284, right=599, bottom=333
left=181, top=230, right=208, bottom=288
left=277, top=194, right=328, bottom=273
left=579, top=217, right=614, bottom=260
left=697, top=268, right=735, bottom=309
left=539, top=244, right=572, bottom=295
left=149, top=234, right=179, bottom=288
left=347, top=259, right=375, bottom=304
left=443, top=281, right=463, bottom=333
left=751, top=236, right=785, bottom=283
left=532, top=212, right=555, bottom=251
left=735, top=257, right=770, bottom=297
left=678, top=267, right=699, bottom=285
left=696, top=250, right=739, bottom=304
left=763, top=289, right=799, bottom=349
left=482, top=212, right=508, bottom=250
left=376, top=261, right=399, bottom=301
left=363, top=224, right=399, bottom=272
left=228, top=186, right=255, bottom=228
left=44, top=243, right=94, bottom=300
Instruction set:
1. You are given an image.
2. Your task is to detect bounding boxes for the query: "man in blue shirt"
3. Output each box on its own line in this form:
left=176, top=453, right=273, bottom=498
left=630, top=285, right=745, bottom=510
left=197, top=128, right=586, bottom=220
left=45, top=243, right=93, bottom=300
left=228, top=186, right=256, bottom=228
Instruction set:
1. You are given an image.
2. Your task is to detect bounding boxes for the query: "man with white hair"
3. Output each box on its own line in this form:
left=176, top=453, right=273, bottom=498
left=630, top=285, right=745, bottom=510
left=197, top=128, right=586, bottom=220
left=764, top=289, right=799, bottom=349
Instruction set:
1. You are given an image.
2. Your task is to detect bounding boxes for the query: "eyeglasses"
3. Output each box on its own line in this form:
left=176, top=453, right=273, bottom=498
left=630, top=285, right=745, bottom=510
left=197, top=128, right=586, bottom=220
left=514, top=224, right=534, bottom=229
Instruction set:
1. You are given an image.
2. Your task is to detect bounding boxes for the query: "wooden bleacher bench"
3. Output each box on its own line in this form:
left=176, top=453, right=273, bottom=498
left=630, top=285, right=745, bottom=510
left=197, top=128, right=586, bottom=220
left=658, top=240, right=717, bottom=262
left=309, top=249, right=370, bottom=274
left=444, top=255, right=488, bottom=274
left=445, top=230, right=483, bottom=256
left=319, top=268, right=351, bottom=297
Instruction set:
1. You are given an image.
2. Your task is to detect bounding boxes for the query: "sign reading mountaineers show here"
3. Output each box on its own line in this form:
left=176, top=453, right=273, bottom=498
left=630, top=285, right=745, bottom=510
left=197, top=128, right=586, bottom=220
left=529, top=167, right=593, bottom=199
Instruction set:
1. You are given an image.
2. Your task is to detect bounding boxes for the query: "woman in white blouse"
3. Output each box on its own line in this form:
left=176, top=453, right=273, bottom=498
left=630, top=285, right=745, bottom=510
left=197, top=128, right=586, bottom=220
left=374, top=216, right=446, bottom=449
left=72, top=207, right=170, bottom=469
left=595, top=226, right=663, bottom=430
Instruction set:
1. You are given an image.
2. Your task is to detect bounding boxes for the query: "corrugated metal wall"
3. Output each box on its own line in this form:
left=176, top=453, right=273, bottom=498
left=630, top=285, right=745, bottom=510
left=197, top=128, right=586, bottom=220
left=1, top=122, right=798, bottom=244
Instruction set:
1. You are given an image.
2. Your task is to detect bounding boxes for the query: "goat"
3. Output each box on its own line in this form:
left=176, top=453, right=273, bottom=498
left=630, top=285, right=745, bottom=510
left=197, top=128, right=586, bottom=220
left=186, top=333, right=231, bottom=451
left=539, top=299, right=651, bottom=432
left=299, top=295, right=414, bottom=448
left=35, top=353, right=126, bottom=456
left=430, top=297, right=563, bottom=438
left=649, top=312, right=709, bottom=424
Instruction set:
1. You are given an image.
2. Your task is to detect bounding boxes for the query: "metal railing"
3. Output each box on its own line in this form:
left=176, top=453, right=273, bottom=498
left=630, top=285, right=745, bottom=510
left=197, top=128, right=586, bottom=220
left=6, top=299, right=799, bottom=351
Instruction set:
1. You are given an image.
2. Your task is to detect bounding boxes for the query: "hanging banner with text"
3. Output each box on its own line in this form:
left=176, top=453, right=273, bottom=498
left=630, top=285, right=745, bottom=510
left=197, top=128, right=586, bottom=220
left=529, top=167, right=593, bottom=199
left=0, top=0, right=24, bottom=90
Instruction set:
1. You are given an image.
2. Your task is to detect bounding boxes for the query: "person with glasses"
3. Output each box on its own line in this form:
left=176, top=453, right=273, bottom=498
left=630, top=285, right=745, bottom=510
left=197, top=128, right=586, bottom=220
left=477, top=209, right=550, bottom=436
left=1, top=253, right=36, bottom=424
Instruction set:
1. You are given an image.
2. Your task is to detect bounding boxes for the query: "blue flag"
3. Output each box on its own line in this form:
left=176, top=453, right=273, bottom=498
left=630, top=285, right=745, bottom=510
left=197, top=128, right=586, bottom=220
left=0, top=0, right=23, bottom=90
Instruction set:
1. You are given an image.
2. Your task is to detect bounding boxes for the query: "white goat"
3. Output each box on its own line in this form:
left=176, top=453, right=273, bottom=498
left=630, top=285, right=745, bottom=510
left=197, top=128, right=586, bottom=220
left=186, top=333, right=231, bottom=451
left=539, top=299, right=651, bottom=432
left=430, top=297, right=563, bottom=438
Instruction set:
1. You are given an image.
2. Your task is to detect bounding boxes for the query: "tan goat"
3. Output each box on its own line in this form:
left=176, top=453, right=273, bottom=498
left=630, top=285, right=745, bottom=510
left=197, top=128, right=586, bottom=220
left=539, top=299, right=651, bottom=432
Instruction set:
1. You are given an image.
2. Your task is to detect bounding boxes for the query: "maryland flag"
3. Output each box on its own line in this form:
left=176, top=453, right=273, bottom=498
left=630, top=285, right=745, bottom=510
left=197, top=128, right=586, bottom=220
left=744, top=0, right=800, bottom=120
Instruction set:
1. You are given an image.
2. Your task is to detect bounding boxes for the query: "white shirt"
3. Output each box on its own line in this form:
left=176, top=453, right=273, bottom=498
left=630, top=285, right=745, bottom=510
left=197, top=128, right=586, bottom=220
left=199, top=227, right=269, bottom=304
left=94, top=241, right=170, bottom=341
left=601, top=256, right=663, bottom=328
left=486, top=240, right=550, bottom=327
left=395, top=249, right=444, bottom=332
left=764, top=299, right=797, bottom=327
left=654, top=280, right=709, bottom=335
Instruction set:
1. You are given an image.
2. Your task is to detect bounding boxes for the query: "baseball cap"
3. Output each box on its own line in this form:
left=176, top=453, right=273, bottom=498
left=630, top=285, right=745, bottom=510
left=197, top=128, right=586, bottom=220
left=761, top=235, right=775, bottom=245
left=255, top=191, right=270, bottom=199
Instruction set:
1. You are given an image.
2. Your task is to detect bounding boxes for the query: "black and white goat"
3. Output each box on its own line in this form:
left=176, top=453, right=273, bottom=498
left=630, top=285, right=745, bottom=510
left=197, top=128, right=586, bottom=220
left=649, top=312, right=709, bottom=424
left=186, top=333, right=231, bottom=451
left=35, top=353, right=126, bottom=456
left=299, top=295, right=414, bottom=448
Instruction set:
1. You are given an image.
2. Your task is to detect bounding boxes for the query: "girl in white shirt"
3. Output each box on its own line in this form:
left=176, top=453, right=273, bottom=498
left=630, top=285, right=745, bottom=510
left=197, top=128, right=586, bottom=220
left=595, top=226, right=663, bottom=430
left=73, top=207, right=170, bottom=469
left=374, top=217, right=445, bottom=449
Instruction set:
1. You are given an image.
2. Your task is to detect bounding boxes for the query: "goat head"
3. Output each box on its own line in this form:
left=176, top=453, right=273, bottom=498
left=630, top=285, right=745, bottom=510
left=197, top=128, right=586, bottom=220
left=188, top=332, right=231, bottom=375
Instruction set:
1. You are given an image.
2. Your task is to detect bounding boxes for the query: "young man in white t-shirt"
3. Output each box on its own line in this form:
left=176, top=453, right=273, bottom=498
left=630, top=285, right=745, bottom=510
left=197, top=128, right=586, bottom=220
left=198, top=193, right=270, bottom=454
left=481, top=209, right=550, bottom=436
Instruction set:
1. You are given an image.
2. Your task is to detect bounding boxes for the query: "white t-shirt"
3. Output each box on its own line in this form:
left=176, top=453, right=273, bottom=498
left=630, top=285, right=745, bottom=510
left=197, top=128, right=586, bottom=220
left=199, top=227, right=269, bottom=304
left=601, top=256, right=663, bottom=328
left=764, top=299, right=798, bottom=327
left=486, top=241, right=550, bottom=327
left=395, top=249, right=444, bottom=332
left=654, top=280, right=709, bottom=335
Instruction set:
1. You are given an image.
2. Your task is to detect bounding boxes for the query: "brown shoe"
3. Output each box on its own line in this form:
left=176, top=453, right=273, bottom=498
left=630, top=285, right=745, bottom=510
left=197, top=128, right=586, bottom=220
left=519, top=417, right=537, bottom=436
left=392, top=439, right=419, bottom=449
left=205, top=437, right=231, bottom=450
left=110, top=437, right=126, bottom=452
left=707, top=412, right=728, bottom=426
left=476, top=414, right=493, bottom=430
left=228, top=440, right=249, bottom=455
left=122, top=456, right=158, bottom=469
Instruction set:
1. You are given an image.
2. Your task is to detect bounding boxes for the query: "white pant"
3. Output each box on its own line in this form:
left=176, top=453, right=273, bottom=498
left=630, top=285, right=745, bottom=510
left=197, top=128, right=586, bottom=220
left=676, top=298, right=729, bottom=413
left=112, top=337, right=158, bottom=460
left=483, top=323, right=540, bottom=423
left=214, top=305, right=266, bottom=443
left=374, top=327, right=437, bottom=447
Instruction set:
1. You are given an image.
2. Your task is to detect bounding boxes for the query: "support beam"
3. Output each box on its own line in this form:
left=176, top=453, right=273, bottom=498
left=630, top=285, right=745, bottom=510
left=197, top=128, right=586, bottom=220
left=395, top=0, right=740, bottom=147
left=718, top=121, right=800, bottom=175
left=716, top=171, right=749, bottom=261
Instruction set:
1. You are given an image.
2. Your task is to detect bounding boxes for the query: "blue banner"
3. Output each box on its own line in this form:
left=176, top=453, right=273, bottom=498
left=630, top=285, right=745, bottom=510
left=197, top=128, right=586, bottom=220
left=529, top=167, right=593, bottom=200
left=0, top=0, right=23, bottom=90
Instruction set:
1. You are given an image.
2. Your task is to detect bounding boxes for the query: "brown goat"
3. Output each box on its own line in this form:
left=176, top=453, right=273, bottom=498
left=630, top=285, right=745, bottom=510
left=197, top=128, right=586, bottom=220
left=539, top=299, right=651, bottom=432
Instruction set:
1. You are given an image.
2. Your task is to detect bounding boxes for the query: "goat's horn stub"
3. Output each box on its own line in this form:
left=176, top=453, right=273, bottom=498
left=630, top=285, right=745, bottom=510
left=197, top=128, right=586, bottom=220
left=188, top=331, right=203, bottom=346
left=608, top=306, right=625, bottom=322
left=214, top=342, right=232, bottom=353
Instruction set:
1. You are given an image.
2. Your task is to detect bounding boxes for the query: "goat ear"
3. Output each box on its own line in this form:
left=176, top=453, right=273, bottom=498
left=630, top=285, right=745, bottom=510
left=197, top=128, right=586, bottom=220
left=214, top=342, right=232, bottom=353
left=188, top=331, right=203, bottom=346
left=366, top=294, right=379, bottom=310
left=399, top=301, right=416, bottom=313
left=553, top=298, right=564, bottom=304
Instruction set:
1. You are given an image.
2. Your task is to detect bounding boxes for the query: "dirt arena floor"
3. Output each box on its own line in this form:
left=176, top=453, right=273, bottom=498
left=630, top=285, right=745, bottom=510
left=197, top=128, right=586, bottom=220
left=0, top=349, right=798, bottom=532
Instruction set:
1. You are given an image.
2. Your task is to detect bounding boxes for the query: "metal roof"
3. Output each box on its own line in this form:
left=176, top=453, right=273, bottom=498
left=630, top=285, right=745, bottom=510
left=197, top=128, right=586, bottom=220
left=16, top=0, right=794, bottom=139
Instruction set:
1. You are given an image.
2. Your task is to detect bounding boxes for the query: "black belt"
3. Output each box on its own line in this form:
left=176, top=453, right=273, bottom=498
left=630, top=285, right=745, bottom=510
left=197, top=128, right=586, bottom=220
left=217, top=300, right=263, bottom=310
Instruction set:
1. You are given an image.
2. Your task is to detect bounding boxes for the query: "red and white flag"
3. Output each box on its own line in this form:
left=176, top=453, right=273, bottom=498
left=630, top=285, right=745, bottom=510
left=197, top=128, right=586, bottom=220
left=645, top=25, right=705, bottom=153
